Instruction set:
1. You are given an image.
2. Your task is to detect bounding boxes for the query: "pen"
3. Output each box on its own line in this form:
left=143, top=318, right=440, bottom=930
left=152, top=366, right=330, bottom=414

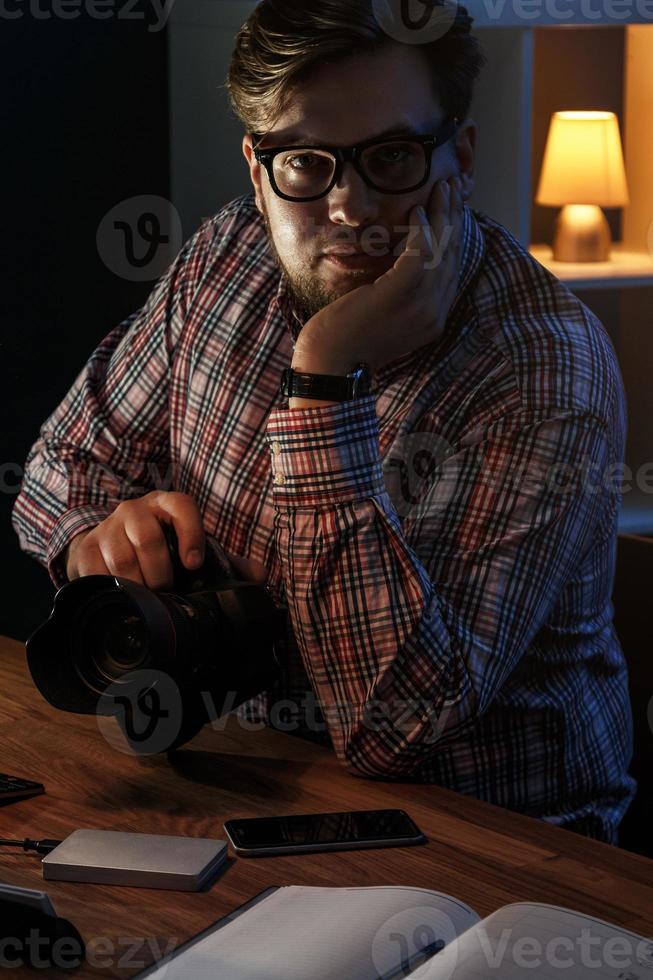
left=384, top=938, right=446, bottom=980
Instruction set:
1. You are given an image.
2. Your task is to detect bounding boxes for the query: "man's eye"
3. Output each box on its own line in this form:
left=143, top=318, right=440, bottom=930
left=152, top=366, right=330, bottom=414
left=283, top=153, right=321, bottom=170
left=371, top=145, right=410, bottom=165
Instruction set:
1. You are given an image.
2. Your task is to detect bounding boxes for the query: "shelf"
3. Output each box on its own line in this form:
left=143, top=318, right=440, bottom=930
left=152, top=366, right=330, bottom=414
left=528, top=244, right=653, bottom=289
left=618, top=493, right=653, bottom=535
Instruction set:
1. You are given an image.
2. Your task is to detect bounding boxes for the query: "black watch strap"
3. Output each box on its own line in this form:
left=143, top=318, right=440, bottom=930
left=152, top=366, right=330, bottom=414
left=280, top=362, right=373, bottom=401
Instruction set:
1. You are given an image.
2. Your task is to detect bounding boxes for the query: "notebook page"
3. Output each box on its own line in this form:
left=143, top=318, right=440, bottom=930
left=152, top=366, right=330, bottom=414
left=140, top=885, right=479, bottom=980
left=409, top=901, right=653, bottom=979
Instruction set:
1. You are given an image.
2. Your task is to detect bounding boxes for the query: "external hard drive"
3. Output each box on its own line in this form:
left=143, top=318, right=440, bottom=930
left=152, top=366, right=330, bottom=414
left=41, top=830, right=228, bottom=890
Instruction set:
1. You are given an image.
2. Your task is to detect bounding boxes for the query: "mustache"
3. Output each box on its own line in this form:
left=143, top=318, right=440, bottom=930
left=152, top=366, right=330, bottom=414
left=320, top=226, right=410, bottom=256
left=322, top=242, right=403, bottom=252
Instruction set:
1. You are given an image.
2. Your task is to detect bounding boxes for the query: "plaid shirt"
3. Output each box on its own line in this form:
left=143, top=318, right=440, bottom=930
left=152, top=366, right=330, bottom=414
left=13, top=192, right=635, bottom=843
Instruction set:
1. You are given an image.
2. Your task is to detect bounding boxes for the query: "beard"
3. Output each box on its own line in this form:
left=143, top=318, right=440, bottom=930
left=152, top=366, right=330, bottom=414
left=258, top=197, right=369, bottom=323
left=276, top=264, right=339, bottom=324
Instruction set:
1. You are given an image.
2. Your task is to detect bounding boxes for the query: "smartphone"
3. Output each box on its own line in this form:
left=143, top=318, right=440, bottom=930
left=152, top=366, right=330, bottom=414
left=0, top=774, right=45, bottom=805
left=223, top=808, right=426, bottom=857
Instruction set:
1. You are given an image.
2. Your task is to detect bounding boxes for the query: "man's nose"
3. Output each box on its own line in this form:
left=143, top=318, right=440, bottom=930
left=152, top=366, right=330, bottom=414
left=326, top=162, right=381, bottom=226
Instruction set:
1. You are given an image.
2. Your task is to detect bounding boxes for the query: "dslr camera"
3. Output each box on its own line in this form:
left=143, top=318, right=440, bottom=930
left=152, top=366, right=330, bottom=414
left=26, top=526, right=287, bottom=752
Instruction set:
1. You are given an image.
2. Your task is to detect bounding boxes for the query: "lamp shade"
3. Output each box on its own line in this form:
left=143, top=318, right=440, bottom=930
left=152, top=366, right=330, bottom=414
left=535, top=111, right=629, bottom=208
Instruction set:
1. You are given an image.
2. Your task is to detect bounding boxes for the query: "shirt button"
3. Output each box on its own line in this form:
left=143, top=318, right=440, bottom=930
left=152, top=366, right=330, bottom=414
left=274, top=472, right=285, bottom=485
left=270, top=441, right=282, bottom=455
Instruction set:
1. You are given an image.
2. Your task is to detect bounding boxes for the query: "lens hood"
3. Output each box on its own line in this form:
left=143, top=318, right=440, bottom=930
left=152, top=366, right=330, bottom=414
left=26, top=575, right=180, bottom=714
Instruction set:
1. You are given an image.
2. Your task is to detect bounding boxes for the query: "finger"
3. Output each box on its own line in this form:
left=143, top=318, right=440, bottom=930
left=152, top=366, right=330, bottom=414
left=431, top=179, right=451, bottom=266
left=372, top=179, right=449, bottom=300
left=451, top=175, right=464, bottom=251
left=123, top=510, right=175, bottom=591
left=450, top=176, right=465, bottom=276
left=98, top=526, right=146, bottom=585
left=428, top=177, right=460, bottom=279
left=408, top=177, right=452, bottom=273
left=147, top=491, right=206, bottom=570
left=381, top=199, right=435, bottom=292
left=70, top=538, right=112, bottom=579
left=438, top=178, right=465, bottom=317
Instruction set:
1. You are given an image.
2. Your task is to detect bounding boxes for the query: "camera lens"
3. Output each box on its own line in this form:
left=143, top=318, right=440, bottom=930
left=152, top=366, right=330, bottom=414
left=71, top=591, right=150, bottom=693
left=26, top=529, right=288, bottom=750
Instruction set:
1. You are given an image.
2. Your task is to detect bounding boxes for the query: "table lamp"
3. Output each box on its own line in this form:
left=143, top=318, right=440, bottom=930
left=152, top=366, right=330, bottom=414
left=535, top=110, right=629, bottom=262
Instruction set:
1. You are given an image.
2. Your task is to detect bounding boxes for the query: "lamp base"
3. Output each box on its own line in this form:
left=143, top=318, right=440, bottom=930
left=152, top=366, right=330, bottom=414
left=552, top=204, right=611, bottom=262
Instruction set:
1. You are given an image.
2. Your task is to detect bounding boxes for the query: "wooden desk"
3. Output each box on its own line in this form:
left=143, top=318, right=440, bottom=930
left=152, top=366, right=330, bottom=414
left=0, top=634, right=651, bottom=977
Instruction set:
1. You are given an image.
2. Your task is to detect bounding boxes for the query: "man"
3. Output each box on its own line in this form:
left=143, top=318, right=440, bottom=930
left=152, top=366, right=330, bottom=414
left=12, top=1, right=635, bottom=843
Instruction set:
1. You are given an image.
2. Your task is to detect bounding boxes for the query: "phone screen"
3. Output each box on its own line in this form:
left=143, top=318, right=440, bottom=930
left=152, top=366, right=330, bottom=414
left=224, top=809, right=424, bottom=851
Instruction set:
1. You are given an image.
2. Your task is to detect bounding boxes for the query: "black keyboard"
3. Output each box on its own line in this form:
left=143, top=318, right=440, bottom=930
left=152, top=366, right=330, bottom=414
left=0, top=774, right=44, bottom=803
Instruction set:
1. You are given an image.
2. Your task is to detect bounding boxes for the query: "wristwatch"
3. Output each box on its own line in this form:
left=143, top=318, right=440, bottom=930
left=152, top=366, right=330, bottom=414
left=280, top=361, right=375, bottom=401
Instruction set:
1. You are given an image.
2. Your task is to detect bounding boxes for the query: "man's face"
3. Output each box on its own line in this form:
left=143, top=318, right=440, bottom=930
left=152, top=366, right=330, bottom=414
left=243, top=43, right=476, bottom=321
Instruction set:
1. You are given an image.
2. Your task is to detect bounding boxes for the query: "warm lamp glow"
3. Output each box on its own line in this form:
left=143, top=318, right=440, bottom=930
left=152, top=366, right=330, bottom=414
left=536, top=111, right=629, bottom=207
left=535, top=111, right=629, bottom=262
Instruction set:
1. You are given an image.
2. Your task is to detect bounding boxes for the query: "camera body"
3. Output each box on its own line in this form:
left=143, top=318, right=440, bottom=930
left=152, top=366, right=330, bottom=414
left=26, top=527, right=287, bottom=751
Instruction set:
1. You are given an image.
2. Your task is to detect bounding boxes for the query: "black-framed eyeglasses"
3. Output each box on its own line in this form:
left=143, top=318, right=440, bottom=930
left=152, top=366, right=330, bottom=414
left=250, top=117, right=459, bottom=202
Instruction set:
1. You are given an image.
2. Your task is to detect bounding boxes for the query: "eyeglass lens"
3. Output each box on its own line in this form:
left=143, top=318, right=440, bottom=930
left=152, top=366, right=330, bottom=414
left=271, top=140, right=428, bottom=198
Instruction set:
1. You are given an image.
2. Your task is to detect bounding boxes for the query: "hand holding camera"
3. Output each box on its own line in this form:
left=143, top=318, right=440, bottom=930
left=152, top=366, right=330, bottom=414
left=29, top=495, right=287, bottom=752
left=64, top=490, right=269, bottom=589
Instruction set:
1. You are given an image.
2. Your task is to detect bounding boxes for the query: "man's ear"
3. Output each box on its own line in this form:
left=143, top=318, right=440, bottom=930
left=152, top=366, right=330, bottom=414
left=453, top=117, right=476, bottom=202
left=242, top=134, right=264, bottom=213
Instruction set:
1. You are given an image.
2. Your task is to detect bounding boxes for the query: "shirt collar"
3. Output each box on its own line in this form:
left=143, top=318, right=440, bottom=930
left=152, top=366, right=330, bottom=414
left=272, top=201, right=486, bottom=351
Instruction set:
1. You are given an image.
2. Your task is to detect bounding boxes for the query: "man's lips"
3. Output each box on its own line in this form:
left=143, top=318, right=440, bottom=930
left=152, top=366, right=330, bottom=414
left=323, top=252, right=392, bottom=271
left=323, top=245, right=396, bottom=255
left=324, top=246, right=367, bottom=255
left=324, top=245, right=394, bottom=271
left=322, top=244, right=398, bottom=269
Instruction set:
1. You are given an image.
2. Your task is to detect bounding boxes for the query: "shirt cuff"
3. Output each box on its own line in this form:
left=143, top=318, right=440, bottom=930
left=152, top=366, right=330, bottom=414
left=266, top=393, right=386, bottom=506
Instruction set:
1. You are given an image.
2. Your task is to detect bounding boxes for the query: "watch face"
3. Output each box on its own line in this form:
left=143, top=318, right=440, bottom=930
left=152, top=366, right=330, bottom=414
left=352, top=363, right=371, bottom=396
left=280, top=369, right=292, bottom=397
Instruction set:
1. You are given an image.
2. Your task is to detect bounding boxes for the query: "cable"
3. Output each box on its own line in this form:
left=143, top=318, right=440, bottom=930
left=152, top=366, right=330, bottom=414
left=0, top=837, right=62, bottom=855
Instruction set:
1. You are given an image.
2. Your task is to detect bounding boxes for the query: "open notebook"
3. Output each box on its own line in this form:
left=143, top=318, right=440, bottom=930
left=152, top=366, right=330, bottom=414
left=135, top=884, right=653, bottom=980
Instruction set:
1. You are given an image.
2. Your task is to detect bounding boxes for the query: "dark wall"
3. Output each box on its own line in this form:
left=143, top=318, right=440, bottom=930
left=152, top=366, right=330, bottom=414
left=2, top=12, right=169, bottom=640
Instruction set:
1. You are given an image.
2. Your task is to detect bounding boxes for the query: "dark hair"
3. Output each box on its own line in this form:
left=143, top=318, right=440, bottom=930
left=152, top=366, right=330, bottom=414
left=226, top=1, right=487, bottom=135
